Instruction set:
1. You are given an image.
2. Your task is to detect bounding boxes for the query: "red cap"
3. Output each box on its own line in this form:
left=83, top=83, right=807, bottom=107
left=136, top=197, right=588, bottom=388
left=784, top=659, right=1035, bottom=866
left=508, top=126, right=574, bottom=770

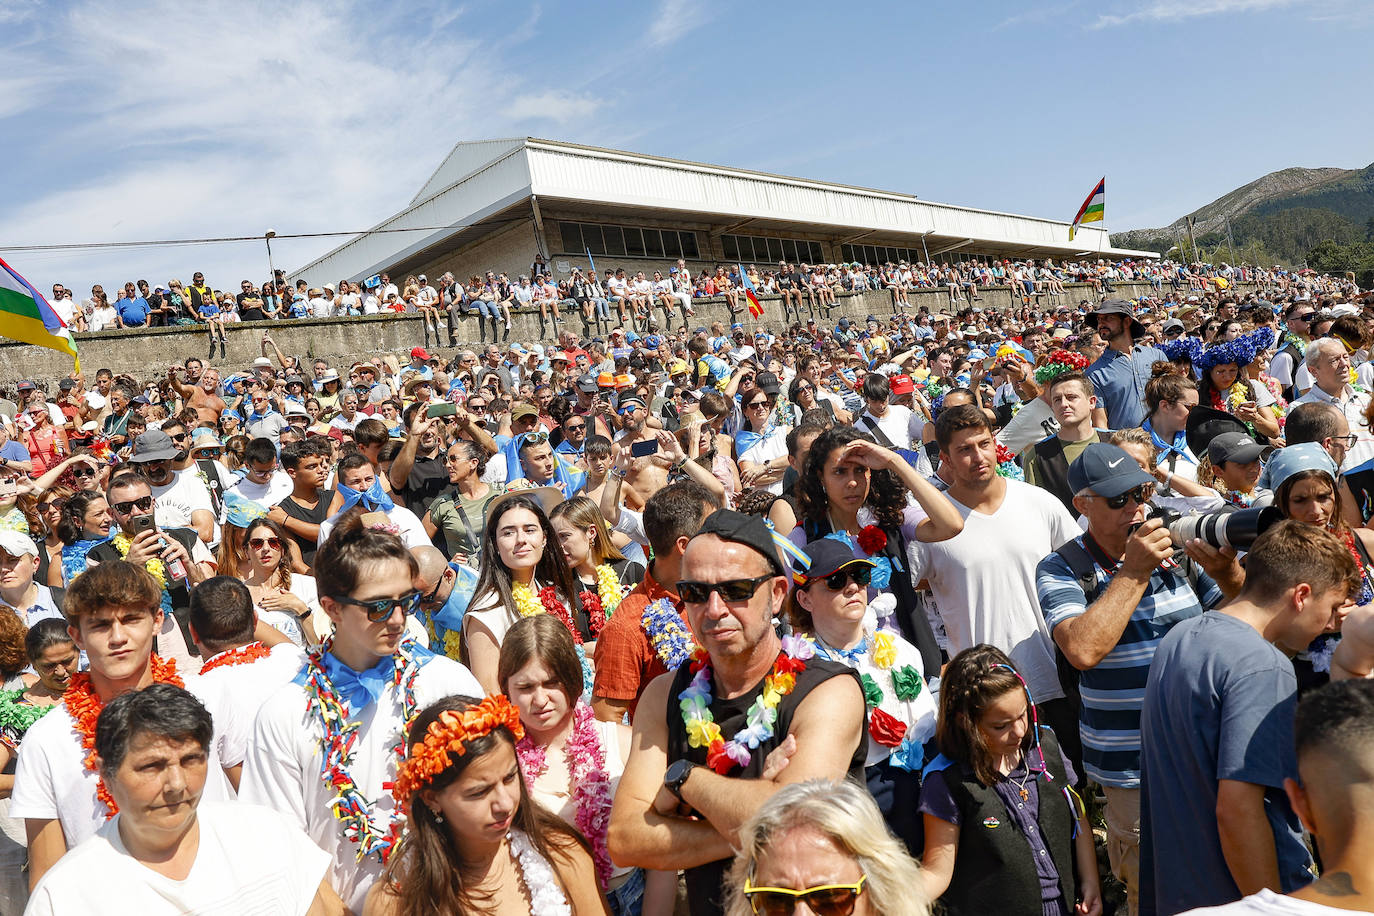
left=890, top=374, right=914, bottom=395
left=410, top=346, right=431, bottom=361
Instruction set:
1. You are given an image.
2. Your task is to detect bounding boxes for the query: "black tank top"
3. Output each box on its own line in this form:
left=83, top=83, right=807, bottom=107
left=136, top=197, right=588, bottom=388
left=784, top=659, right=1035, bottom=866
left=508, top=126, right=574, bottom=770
left=665, top=652, right=866, bottom=916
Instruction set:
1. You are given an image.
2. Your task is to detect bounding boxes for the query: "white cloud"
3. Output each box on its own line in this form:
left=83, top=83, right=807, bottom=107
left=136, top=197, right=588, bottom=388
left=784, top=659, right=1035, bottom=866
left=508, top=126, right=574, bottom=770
left=1090, top=0, right=1308, bottom=28
left=648, top=0, right=707, bottom=47
left=0, top=0, right=607, bottom=296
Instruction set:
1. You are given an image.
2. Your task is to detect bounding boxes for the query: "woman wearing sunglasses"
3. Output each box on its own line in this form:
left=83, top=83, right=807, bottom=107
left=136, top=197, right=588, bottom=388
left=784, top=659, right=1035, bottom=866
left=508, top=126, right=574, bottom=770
left=31, top=487, right=73, bottom=590
left=725, top=778, right=927, bottom=916
left=233, top=517, right=322, bottom=646
left=736, top=384, right=790, bottom=497
left=785, top=539, right=937, bottom=853
left=792, top=426, right=963, bottom=679
left=464, top=491, right=585, bottom=695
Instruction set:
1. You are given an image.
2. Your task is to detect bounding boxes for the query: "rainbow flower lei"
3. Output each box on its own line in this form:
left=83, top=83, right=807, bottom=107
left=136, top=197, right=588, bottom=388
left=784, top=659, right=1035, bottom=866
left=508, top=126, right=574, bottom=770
left=642, top=597, right=696, bottom=669
left=680, top=635, right=813, bottom=775
left=515, top=702, right=614, bottom=889
left=301, top=636, right=422, bottom=864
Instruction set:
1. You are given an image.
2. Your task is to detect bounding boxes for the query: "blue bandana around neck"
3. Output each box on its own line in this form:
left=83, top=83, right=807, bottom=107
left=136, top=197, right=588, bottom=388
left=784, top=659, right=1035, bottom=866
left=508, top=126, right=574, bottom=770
left=337, top=478, right=395, bottom=513
left=316, top=649, right=395, bottom=712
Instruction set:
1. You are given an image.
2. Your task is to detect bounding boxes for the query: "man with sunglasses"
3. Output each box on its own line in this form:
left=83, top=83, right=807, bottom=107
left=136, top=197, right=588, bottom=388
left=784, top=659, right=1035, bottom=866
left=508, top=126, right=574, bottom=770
left=1037, top=443, right=1244, bottom=916
left=86, top=472, right=216, bottom=670
left=1270, top=301, right=1316, bottom=401
left=611, top=509, right=866, bottom=916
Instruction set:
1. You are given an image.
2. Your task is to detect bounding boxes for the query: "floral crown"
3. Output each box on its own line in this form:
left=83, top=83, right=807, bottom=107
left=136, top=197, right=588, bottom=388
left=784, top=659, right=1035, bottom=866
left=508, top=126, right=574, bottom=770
left=1032, top=349, right=1088, bottom=385
left=1194, top=326, right=1275, bottom=376
left=1159, top=335, right=1203, bottom=367
left=391, top=696, right=525, bottom=814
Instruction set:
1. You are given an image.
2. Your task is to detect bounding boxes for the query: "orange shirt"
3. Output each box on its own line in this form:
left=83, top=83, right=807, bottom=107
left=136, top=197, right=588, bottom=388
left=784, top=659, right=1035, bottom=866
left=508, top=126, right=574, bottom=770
left=592, top=565, right=685, bottom=721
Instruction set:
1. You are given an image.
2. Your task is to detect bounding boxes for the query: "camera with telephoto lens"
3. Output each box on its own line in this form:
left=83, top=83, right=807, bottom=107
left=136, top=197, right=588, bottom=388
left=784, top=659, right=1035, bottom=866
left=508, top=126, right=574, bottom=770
left=1164, top=506, right=1281, bottom=551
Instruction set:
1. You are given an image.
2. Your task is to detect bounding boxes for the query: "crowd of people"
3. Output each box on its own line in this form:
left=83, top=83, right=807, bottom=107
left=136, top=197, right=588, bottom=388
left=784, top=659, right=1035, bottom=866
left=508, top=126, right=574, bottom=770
left=0, top=255, right=1370, bottom=916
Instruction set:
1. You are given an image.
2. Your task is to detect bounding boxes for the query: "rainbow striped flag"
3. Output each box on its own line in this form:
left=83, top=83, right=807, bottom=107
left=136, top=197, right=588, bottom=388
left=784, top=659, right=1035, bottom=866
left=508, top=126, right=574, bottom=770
left=737, top=263, right=763, bottom=319
left=1069, top=177, right=1105, bottom=241
left=0, top=257, right=79, bottom=370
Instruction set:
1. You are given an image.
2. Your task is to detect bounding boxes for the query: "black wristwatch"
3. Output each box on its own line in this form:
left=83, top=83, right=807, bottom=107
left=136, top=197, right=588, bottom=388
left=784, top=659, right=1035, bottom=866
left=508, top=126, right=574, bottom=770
left=664, top=759, right=697, bottom=800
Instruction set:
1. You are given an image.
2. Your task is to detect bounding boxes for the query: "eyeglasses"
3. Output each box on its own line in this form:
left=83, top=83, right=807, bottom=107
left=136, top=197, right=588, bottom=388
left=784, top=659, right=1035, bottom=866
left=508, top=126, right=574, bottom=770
left=743, top=876, right=867, bottom=916
left=248, top=537, right=282, bottom=551
left=112, top=495, right=154, bottom=515
left=167, top=432, right=188, bottom=442
left=811, top=565, right=873, bottom=591
left=794, top=384, right=813, bottom=394
left=328, top=590, right=422, bottom=621
left=420, top=573, right=447, bottom=606
left=676, top=573, right=775, bottom=605
left=1088, top=484, right=1155, bottom=510
left=1331, top=433, right=1360, bottom=448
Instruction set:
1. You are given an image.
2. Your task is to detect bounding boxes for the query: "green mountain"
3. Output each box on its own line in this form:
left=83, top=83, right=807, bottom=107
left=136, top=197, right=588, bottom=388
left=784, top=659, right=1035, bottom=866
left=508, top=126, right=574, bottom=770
left=1112, top=163, right=1374, bottom=265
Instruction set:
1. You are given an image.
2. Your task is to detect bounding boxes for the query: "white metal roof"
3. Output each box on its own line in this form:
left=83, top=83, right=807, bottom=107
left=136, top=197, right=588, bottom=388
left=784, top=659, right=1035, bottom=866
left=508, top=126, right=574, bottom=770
left=293, top=138, right=1155, bottom=281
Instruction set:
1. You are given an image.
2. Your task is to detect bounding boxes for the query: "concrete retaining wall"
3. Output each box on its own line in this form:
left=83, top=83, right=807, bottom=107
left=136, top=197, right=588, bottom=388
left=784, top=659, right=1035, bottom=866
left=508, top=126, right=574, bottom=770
left=0, top=280, right=1232, bottom=388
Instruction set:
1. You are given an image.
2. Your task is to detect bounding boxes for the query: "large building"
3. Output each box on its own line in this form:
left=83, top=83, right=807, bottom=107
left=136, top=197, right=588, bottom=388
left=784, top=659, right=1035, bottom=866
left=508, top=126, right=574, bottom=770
left=292, top=137, right=1155, bottom=287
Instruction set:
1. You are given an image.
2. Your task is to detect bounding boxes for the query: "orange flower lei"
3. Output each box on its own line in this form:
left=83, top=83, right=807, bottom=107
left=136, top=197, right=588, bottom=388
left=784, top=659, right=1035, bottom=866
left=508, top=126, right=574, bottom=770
left=391, top=695, right=525, bottom=815
left=64, top=655, right=184, bottom=819
left=198, top=641, right=271, bottom=676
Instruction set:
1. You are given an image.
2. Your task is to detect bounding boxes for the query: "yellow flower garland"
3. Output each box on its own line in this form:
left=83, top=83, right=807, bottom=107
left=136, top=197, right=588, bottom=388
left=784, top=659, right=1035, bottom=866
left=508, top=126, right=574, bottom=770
left=871, top=631, right=897, bottom=669
left=512, top=581, right=544, bottom=618
left=111, top=533, right=167, bottom=590
left=594, top=564, right=624, bottom=616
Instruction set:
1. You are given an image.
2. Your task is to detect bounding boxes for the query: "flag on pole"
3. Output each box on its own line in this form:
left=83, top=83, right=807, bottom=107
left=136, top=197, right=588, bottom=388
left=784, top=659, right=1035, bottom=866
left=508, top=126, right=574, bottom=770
left=585, top=247, right=597, bottom=278
left=737, top=264, right=763, bottom=319
left=0, top=257, right=78, bottom=370
left=1069, top=177, right=1105, bottom=241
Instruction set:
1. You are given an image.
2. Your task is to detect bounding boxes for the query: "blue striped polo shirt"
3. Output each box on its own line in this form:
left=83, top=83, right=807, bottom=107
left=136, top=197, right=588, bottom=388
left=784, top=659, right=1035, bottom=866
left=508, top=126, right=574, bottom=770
left=1036, top=537, right=1219, bottom=788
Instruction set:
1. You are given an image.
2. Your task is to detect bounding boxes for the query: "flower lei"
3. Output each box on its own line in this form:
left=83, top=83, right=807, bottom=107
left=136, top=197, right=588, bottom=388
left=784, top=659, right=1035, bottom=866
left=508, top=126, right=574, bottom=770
left=509, top=829, right=572, bottom=916
left=112, top=532, right=173, bottom=617
left=642, top=597, right=696, bottom=669
left=392, top=695, right=524, bottom=815
left=575, top=564, right=623, bottom=642
left=996, top=442, right=1024, bottom=481
left=198, top=641, right=271, bottom=675
left=515, top=703, right=614, bottom=889
left=1340, top=529, right=1374, bottom=607
left=514, top=581, right=583, bottom=644
left=0, top=689, right=56, bottom=749
left=302, top=637, right=422, bottom=863
left=1033, top=349, right=1088, bottom=385
left=65, top=655, right=184, bottom=819
left=809, top=632, right=925, bottom=752
left=680, top=634, right=813, bottom=775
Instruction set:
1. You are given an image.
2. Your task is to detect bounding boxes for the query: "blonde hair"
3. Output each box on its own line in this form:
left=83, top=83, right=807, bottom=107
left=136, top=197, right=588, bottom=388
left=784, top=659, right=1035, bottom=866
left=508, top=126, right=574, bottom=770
left=549, top=495, right=625, bottom=565
left=724, top=779, right=929, bottom=916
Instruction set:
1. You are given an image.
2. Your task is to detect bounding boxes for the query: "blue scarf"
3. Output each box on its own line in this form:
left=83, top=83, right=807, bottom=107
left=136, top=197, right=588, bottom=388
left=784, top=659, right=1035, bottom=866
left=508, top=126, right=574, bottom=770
left=337, top=478, right=395, bottom=513
left=1142, top=419, right=1196, bottom=466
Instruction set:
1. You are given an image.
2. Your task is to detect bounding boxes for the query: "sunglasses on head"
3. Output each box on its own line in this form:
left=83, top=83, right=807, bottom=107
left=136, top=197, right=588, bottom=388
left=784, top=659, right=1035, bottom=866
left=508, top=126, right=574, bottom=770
left=810, top=565, right=872, bottom=591
left=743, top=876, right=867, bottom=916
left=1095, top=484, right=1155, bottom=510
left=676, top=572, right=775, bottom=605
left=523, top=431, right=550, bottom=445
left=113, top=495, right=154, bottom=515
left=248, top=536, right=281, bottom=551
left=329, top=590, right=422, bottom=621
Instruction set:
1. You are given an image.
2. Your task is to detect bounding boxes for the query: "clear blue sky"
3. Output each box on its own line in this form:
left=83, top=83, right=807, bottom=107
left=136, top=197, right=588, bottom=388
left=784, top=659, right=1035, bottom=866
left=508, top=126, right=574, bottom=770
left=2, top=0, right=1371, bottom=297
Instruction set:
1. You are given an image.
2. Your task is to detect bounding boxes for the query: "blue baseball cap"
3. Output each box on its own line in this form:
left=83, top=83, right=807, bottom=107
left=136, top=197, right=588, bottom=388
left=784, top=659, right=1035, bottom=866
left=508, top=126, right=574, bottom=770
left=1068, top=443, right=1156, bottom=499
left=644, top=335, right=661, bottom=349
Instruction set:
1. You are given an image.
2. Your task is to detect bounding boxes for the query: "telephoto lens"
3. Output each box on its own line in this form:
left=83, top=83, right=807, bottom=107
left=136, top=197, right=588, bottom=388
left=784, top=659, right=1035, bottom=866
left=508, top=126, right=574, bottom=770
left=1166, top=506, right=1281, bottom=551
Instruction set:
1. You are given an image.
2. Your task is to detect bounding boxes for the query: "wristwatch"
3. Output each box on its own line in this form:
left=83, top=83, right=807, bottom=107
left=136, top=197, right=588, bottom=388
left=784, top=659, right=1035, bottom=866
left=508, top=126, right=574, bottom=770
left=664, top=759, right=697, bottom=800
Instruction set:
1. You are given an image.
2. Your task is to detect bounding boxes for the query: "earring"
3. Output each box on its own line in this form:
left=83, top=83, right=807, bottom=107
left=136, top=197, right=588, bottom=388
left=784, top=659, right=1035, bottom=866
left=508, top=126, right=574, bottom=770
left=433, top=812, right=445, bottom=824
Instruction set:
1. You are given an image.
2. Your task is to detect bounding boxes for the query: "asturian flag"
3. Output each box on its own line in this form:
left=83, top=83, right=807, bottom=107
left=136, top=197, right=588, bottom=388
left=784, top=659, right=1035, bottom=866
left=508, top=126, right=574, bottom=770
left=1069, top=178, right=1105, bottom=241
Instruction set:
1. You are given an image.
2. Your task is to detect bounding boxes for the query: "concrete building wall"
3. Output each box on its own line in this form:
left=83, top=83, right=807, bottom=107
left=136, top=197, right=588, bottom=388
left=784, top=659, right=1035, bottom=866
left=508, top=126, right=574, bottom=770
left=0, top=280, right=1244, bottom=391
left=412, top=219, right=541, bottom=287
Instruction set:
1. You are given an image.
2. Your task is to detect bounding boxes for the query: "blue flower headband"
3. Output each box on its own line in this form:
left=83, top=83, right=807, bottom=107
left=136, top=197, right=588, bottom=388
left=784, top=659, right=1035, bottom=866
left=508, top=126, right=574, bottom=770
left=1159, top=336, right=1203, bottom=366
left=1195, top=325, right=1275, bottom=376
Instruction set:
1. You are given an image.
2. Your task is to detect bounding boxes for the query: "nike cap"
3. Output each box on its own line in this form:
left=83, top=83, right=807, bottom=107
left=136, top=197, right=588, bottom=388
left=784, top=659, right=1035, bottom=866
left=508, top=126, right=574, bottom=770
left=1068, top=442, right=1156, bottom=499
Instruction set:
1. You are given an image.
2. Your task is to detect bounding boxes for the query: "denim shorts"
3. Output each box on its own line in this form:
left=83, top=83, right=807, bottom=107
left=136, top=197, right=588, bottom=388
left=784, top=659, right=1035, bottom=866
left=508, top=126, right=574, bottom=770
left=607, top=867, right=646, bottom=916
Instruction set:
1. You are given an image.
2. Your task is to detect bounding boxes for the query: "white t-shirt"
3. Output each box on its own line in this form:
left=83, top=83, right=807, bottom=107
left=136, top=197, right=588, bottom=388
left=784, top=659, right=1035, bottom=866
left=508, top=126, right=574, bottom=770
left=740, top=426, right=790, bottom=496
left=25, top=802, right=329, bottom=916
left=238, top=652, right=481, bottom=913
left=317, top=504, right=429, bottom=550
left=11, top=673, right=235, bottom=851
left=908, top=479, right=1078, bottom=702
left=1179, top=889, right=1349, bottom=915
left=195, top=642, right=307, bottom=768
left=224, top=471, right=294, bottom=513
left=255, top=576, right=322, bottom=646
left=151, top=469, right=214, bottom=531
left=859, top=404, right=917, bottom=449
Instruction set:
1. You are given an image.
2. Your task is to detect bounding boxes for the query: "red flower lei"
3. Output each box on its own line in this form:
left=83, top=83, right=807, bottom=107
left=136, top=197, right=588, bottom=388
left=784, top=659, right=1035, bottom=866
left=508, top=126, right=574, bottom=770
left=198, top=641, right=271, bottom=676
left=856, top=525, right=888, bottom=556
left=539, top=586, right=583, bottom=644
left=577, top=590, right=608, bottom=640
left=65, top=655, right=184, bottom=819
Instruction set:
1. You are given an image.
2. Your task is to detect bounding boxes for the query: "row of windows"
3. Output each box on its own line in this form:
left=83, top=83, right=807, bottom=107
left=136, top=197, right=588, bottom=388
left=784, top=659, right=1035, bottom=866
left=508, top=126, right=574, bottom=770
left=840, top=244, right=926, bottom=267
left=557, top=222, right=700, bottom=261
left=721, top=234, right=826, bottom=267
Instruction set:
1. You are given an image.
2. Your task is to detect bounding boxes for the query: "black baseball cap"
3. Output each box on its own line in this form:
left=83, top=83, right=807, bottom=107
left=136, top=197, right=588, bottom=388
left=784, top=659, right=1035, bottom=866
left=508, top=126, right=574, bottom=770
left=800, top=538, right=875, bottom=582
left=693, top=509, right=786, bottom=577
left=754, top=371, right=781, bottom=396
left=1068, top=443, right=1155, bottom=498
left=576, top=373, right=599, bottom=394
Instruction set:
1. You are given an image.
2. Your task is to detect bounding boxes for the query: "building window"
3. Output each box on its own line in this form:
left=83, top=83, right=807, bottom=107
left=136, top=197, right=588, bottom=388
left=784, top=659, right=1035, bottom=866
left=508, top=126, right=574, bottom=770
left=721, top=234, right=824, bottom=266
left=555, top=221, right=699, bottom=261
left=841, top=243, right=924, bottom=266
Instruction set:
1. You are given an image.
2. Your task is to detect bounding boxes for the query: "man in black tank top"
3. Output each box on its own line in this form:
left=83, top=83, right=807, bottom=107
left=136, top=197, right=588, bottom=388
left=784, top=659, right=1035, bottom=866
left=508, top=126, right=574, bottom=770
left=608, top=509, right=867, bottom=916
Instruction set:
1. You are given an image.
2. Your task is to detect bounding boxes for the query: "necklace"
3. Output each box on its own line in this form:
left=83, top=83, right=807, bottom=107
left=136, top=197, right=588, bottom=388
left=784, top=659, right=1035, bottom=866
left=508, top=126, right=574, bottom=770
left=809, top=631, right=925, bottom=750
left=199, top=641, right=271, bottom=675
left=641, top=597, right=696, bottom=669
left=512, top=580, right=582, bottom=643
left=64, top=656, right=184, bottom=818
left=575, top=564, right=623, bottom=642
left=515, top=703, right=613, bottom=889
left=301, top=637, right=421, bottom=863
left=509, top=828, right=572, bottom=916
left=679, top=635, right=813, bottom=775
left=1008, top=755, right=1034, bottom=802
left=1340, top=529, right=1374, bottom=605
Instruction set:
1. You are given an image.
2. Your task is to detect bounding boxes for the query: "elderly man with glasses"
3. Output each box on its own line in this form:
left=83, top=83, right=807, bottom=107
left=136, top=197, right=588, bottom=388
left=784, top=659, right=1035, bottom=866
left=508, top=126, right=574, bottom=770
left=1036, top=442, right=1243, bottom=916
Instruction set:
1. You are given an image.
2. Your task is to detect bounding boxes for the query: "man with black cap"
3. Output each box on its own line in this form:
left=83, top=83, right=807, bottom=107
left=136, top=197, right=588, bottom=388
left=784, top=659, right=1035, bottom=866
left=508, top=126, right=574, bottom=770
left=1037, top=442, right=1244, bottom=916
left=1085, top=299, right=1167, bottom=429
left=610, top=509, right=866, bottom=916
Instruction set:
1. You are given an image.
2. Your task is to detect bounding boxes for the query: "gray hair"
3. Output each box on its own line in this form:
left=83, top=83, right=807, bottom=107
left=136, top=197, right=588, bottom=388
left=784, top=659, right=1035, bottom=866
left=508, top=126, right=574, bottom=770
left=724, top=779, right=929, bottom=916
left=1305, top=337, right=1345, bottom=369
